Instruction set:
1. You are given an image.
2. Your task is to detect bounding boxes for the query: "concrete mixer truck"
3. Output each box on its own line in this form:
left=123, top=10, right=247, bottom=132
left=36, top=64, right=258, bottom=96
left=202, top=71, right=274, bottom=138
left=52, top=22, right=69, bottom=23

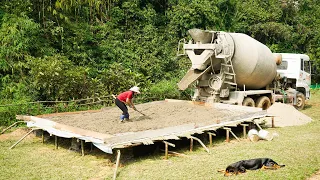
left=177, top=29, right=311, bottom=110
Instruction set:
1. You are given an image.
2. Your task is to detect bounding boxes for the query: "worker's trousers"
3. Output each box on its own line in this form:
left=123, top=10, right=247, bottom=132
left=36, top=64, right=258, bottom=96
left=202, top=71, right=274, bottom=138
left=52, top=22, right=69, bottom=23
left=115, top=98, right=129, bottom=115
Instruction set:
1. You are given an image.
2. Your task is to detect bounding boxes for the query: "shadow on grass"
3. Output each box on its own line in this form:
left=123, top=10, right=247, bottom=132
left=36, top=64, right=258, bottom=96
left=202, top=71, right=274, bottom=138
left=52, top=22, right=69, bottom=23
left=303, top=104, right=313, bottom=110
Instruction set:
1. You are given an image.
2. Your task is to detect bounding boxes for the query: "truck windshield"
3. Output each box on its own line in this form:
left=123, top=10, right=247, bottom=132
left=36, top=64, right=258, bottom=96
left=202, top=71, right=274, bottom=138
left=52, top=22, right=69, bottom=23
left=277, top=61, right=288, bottom=70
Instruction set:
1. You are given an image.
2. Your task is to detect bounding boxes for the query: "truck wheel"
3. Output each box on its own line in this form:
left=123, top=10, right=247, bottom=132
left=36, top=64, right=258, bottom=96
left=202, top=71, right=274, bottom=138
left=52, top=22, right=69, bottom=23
left=256, top=96, right=271, bottom=110
left=242, top=97, right=255, bottom=107
left=294, top=92, right=305, bottom=110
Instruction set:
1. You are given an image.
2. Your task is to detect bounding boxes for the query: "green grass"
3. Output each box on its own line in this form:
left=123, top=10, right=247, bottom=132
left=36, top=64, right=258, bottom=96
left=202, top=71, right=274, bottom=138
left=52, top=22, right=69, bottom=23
left=1, top=90, right=320, bottom=180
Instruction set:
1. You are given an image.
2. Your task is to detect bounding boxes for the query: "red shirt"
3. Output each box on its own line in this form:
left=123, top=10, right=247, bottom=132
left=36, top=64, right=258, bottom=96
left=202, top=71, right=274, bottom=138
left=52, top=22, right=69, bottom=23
left=117, top=91, right=134, bottom=102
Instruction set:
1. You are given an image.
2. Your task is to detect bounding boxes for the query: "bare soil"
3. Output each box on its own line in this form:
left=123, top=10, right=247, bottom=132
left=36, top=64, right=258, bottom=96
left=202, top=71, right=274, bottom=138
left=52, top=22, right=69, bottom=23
left=308, top=170, right=320, bottom=180
left=0, top=128, right=35, bottom=141
left=43, top=101, right=247, bottom=135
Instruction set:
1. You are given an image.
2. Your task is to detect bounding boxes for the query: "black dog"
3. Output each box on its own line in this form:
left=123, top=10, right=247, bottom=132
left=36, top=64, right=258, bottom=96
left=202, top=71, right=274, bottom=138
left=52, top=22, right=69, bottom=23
left=221, top=158, right=285, bottom=176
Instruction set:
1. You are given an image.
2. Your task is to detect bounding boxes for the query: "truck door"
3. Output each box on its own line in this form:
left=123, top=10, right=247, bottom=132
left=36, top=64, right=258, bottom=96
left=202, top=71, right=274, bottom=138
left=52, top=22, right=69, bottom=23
left=300, top=59, right=311, bottom=86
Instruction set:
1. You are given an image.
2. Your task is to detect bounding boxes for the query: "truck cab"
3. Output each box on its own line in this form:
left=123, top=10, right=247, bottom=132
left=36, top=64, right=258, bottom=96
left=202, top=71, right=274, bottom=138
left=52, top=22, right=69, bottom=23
left=276, top=53, right=311, bottom=100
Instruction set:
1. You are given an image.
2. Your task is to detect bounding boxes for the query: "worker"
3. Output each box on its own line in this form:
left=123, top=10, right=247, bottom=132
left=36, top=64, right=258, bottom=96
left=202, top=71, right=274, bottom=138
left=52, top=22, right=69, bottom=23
left=115, top=86, right=140, bottom=121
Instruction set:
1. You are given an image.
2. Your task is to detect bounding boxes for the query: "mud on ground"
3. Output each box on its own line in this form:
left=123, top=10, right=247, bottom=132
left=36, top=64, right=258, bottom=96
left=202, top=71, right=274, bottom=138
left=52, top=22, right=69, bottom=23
left=43, top=101, right=247, bottom=135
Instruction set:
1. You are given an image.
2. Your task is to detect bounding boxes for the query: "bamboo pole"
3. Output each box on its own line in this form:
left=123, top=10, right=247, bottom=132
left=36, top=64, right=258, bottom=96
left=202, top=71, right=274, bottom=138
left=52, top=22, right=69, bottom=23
left=207, top=132, right=216, bottom=147
left=55, top=136, right=58, bottom=149
left=113, top=150, right=121, bottom=180
left=42, top=130, right=44, bottom=143
left=1, top=121, right=24, bottom=135
left=241, top=124, right=249, bottom=139
left=9, top=129, right=35, bottom=149
left=165, top=143, right=168, bottom=159
left=272, top=117, right=275, bottom=128
left=81, top=140, right=85, bottom=156
left=163, top=141, right=175, bottom=159
left=224, top=128, right=230, bottom=143
left=188, top=136, right=210, bottom=153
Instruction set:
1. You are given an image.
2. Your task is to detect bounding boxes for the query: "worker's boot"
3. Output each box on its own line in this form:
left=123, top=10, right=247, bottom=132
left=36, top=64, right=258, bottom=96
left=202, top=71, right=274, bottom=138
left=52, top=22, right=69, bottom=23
left=123, top=114, right=130, bottom=121
left=120, top=115, right=125, bottom=122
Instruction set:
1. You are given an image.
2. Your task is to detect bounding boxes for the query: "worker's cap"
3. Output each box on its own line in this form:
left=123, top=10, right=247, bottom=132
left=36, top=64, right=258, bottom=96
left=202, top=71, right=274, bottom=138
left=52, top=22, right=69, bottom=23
left=130, top=86, right=140, bottom=94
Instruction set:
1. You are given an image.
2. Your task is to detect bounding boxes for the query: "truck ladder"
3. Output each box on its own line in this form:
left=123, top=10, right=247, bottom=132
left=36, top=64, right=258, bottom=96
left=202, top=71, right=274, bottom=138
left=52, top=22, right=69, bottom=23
left=218, top=33, right=237, bottom=90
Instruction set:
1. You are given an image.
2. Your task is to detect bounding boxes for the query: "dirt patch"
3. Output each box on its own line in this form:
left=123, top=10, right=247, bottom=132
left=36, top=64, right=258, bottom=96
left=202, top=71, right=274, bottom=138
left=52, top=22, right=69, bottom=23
left=46, top=101, right=248, bottom=135
left=308, top=169, right=320, bottom=180
left=0, top=128, right=35, bottom=141
left=267, top=103, right=312, bottom=127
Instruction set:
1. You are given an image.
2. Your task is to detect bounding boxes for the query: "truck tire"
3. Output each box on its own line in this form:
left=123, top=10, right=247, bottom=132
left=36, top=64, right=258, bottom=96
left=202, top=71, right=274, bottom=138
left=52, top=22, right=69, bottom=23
left=294, top=92, right=305, bottom=110
left=242, top=97, right=255, bottom=107
left=255, top=96, right=271, bottom=110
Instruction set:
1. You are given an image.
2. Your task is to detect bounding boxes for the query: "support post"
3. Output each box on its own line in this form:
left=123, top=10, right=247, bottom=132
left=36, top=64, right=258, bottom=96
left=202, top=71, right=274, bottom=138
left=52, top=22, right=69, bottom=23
left=81, top=140, right=85, bottom=156
left=55, top=135, right=58, bottom=149
left=229, top=130, right=240, bottom=141
left=240, top=124, right=249, bottom=139
left=37, top=101, right=40, bottom=115
left=113, top=150, right=121, bottom=180
left=42, top=130, right=44, bottom=143
left=165, top=143, right=168, bottom=159
left=9, top=129, right=35, bottom=149
left=272, top=117, right=275, bottom=128
left=207, top=132, right=216, bottom=147
left=254, top=121, right=263, bottom=130
left=163, top=141, right=175, bottom=159
left=188, top=136, right=210, bottom=153
left=224, top=127, right=240, bottom=142
left=224, top=128, right=230, bottom=143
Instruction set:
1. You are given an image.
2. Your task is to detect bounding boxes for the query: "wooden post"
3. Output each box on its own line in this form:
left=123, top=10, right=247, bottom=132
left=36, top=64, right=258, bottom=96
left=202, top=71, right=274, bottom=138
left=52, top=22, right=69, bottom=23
left=87, top=97, right=90, bottom=110
left=224, top=127, right=240, bottom=142
left=165, top=143, right=168, bottom=159
left=81, top=140, right=85, bottom=156
left=42, top=130, right=44, bottom=143
left=113, top=150, right=121, bottom=180
left=37, top=101, right=40, bottom=115
left=225, top=128, right=230, bottom=143
left=163, top=141, right=175, bottom=159
left=241, top=124, right=249, bottom=139
left=9, top=129, right=35, bottom=149
left=188, top=136, right=210, bottom=153
left=190, top=138, right=193, bottom=152
left=254, top=121, right=263, bottom=130
left=272, top=117, right=275, bottom=128
left=229, top=130, right=240, bottom=142
left=207, top=132, right=216, bottom=147
left=55, top=135, right=58, bottom=149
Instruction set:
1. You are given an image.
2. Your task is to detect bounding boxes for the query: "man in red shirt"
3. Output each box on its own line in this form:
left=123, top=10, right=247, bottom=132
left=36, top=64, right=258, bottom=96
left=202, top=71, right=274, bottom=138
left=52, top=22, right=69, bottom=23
left=115, top=86, right=140, bottom=122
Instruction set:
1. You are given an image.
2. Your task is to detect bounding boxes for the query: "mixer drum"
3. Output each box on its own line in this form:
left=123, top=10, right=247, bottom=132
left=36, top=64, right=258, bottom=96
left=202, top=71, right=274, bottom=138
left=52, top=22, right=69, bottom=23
left=228, top=33, right=277, bottom=89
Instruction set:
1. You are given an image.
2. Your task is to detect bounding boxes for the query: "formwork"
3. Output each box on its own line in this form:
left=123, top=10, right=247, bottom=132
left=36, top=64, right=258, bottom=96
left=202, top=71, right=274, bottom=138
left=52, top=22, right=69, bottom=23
left=15, top=100, right=268, bottom=154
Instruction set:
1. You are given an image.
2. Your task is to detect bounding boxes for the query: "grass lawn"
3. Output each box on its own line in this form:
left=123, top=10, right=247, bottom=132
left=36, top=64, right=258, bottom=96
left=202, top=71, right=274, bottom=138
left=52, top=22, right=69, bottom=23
left=1, top=90, right=320, bottom=180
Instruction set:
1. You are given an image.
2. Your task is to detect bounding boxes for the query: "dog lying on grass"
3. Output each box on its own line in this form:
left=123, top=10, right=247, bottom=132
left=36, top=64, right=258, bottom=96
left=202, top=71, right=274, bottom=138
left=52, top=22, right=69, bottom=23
left=218, top=158, right=285, bottom=176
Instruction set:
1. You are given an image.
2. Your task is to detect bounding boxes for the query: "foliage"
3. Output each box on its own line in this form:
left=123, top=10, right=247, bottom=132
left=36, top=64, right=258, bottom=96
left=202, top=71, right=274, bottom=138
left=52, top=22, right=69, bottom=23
left=147, top=78, right=185, bottom=100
